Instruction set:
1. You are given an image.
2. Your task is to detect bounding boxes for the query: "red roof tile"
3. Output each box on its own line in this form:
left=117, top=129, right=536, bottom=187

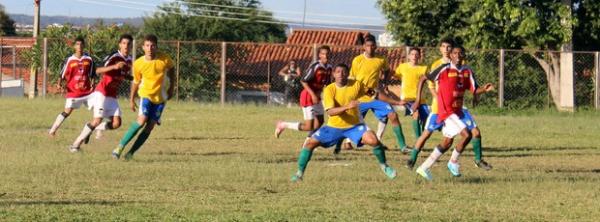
left=286, top=29, right=369, bottom=46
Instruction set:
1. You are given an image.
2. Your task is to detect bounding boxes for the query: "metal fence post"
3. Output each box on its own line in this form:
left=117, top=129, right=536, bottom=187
left=267, top=59, right=271, bottom=104
left=42, top=38, right=48, bottom=97
left=176, top=41, right=180, bottom=102
left=595, top=51, right=600, bottom=109
left=0, top=46, right=3, bottom=97
left=220, top=42, right=226, bottom=106
left=312, top=43, right=317, bottom=62
left=12, top=46, right=16, bottom=79
left=498, top=49, right=505, bottom=108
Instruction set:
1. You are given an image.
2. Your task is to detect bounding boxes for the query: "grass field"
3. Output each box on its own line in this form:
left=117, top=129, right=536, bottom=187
left=1, top=97, right=599, bottom=221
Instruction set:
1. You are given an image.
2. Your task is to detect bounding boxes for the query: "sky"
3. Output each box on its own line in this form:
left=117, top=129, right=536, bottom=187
left=3, top=0, right=386, bottom=29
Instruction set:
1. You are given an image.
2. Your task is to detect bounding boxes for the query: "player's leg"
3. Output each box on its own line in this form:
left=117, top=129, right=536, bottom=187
left=471, top=127, right=491, bottom=170
left=357, top=128, right=397, bottom=179
left=275, top=106, right=316, bottom=138
left=124, top=101, right=164, bottom=159
left=373, top=100, right=409, bottom=152
left=445, top=115, right=471, bottom=177
left=292, top=125, right=340, bottom=181
left=49, top=97, right=82, bottom=136
left=113, top=99, right=150, bottom=159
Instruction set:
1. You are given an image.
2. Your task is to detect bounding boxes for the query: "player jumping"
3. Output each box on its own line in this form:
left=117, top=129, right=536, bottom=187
left=291, top=64, right=397, bottom=181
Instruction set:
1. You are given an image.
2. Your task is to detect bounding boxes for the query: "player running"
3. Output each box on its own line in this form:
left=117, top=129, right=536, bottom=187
left=413, top=46, right=484, bottom=180
left=275, top=45, right=332, bottom=139
left=49, top=37, right=96, bottom=137
left=393, top=47, right=429, bottom=139
left=68, top=34, right=133, bottom=152
left=406, top=38, right=493, bottom=170
left=291, top=64, right=397, bottom=182
left=345, top=34, right=409, bottom=152
left=112, top=34, right=176, bottom=160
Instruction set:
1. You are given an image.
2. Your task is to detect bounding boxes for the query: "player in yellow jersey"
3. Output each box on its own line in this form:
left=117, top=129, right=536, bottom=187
left=112, top=34, right=176, bottom=160
left=344, top=34, right=410, bottom=153
left=394, top=47, right=430, bottom=139
left=407, top=38, right=493, bottom=170
left=291, top=64, right=397, bottom=182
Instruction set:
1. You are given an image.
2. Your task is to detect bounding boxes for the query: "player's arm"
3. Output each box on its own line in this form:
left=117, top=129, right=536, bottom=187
left=413, top=65, right=444, bottom=112
left=327, top=100, right=359, bottom=116
left=301, top=63, right=319, bottom=102
left=293, top=66, right=301, bottom=77
left=278, top=65, right=289, bottom=76
left=129, top=63, right=141, bottom=112
left=57, top=58, right=69, bottom=92
left=96, top=62, right=125, bottom=74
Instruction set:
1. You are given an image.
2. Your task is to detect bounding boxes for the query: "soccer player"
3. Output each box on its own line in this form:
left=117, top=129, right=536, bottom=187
left=406, top=38, right=493, bottom=170
left=291, top=64, right=397, bottom=182
left=68, top=34, right=133, bottom=152
left=112, top=34, right=175, bottom=160
left=347, top=34, right=409, bottom=152
left=275, top=45, right=332, bottom=138
left=393, top=47, right=429, bottom=139
left=49, top=37, right=96, bottom=136
left=412, top=46, right=480, bottom=180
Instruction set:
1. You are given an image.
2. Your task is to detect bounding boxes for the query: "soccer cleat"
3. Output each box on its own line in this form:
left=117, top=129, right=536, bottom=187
left=447, top=161, right=461, bottom=177
left=399, top=146, right=413, bottom=154
left=124, top=153, right=134, bottom=160
left=291, top=172, right=303, bottom=182
left=274, top=121, right=285, bottom=138
left=382, top=165, right=397, bottom=179
left=475, top=160, right=493, bottom=170
left=406, top=159, right=415, bottom=169
left=69, top=146, right=80, bottom=153
left=112, top=146, right=124, bottom=159
left=416, top=167, right=432, bottom=181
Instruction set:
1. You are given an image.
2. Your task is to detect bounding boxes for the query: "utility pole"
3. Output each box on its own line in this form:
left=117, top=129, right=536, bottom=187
left=29, top=0, right=41, bottom=99
left=302, top=0, right=307, bottom=28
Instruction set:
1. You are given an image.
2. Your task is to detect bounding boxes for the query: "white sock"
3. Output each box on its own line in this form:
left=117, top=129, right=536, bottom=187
left=420, top=147, right=444, bottom=170
left=72, top=123, right=94, bottom=147
left=283, top=122, right=301, bottom=130
left=49, top=113, right=67, bottom=134
left=450, top=149, right=461, bottom=163
left=376, top=121, right=387, bottom=140
left=96, top=121, right=108, bottom=131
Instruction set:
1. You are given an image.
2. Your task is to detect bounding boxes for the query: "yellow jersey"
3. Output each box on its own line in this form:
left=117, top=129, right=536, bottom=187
left=322, top=79, right=366, bottom=128
left=394, top=62, right=427, bottom=103
left=349, top=54, right=388, bottom=102
left=133, top=52, right=174, bottom=104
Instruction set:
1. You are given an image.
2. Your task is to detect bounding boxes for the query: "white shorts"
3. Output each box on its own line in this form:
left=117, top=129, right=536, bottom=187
left=90, top=92, right=121, bottom=118
left=65, top=94, right=93, bottom=109
left=442, top=114, right=467, bottom=138
left=302, top=103, right=324, bottom=120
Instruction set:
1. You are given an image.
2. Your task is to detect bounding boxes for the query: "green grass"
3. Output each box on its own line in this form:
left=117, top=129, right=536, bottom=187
left=1, top=97, right=599, bottom=221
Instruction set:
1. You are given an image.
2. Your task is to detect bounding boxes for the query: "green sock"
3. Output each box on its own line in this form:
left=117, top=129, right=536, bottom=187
left=119, top=122, right=142, bottom=147
left=410, top=148, right=421, bottom=162
left=372, top=145, right=387, bottom=165
left=472, top=137, right=482, bottom=162
left=297, top=148, right=313, bottom=173
left=412, top=120, right=422, bottom=138
left=127, top=131, right=151, bottom=156
left=392, top=125, right=407, bottom=149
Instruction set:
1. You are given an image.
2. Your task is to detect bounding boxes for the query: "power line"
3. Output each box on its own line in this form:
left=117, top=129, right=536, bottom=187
left=102, top=0, right=386, bottom=27
left=73, top=0, right=386, bottom=32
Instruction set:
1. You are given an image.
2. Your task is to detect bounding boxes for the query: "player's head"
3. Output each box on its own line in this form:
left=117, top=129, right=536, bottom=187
left=143, top=34, right=158, bottom=57
left=363, top=34, right=377, bottom=56
left=73, top=36, right=85, bottom=54
left=408, top=47, right=421, bottom=64
left=450, top=45, right=466, bottom=65
left=333, top=63, right=350, bottom=84
left=118, top=34, right=133, bottom=55
left=439, top=37, right=455, bottom=58
left=289, top=60, right=296, bottom=68
left=318, top=45, right=331, bottom=63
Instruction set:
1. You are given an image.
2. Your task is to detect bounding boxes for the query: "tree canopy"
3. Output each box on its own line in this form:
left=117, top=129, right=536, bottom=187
left=0, top=4, right=16, bottom=36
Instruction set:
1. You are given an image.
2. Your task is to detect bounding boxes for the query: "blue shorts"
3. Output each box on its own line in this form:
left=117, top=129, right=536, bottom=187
left=359, top=100, right=395, bottom=123
left=139, top=98, right=165, bottom=122
left=424, top=108, right=477, bottom=132
left=312, top=124, right=368, bottom=148
left=403, top=102, right=430, bottom=123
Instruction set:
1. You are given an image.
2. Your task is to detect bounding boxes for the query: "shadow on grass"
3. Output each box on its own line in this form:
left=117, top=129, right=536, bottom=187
left=0, top=199, right=146, bottom=206
left=152, top=151, right=241, bottom=157
left=158, top=136, right=247, bottom=141
left=483, top=146, right=598, bottom=153
left=544, top=168, right=600, bottom=174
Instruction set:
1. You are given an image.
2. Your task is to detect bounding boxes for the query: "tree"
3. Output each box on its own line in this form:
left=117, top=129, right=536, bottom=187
left=378, top=0, right=600, bottom=109
left=143, top=0, right=286, bottom=42
left=0, top=4, right=16, bottom=36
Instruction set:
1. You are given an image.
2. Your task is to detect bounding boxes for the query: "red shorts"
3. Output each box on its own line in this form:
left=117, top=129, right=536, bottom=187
left=299, top=89, right=321, bottom=107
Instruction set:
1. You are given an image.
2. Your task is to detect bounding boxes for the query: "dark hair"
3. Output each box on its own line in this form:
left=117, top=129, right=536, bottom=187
left=318, top=45, right=331, bottom=52
left=119, top=34, right=133, bottom=43
left=74, top=36, right=85, bottom=45
left=453, top=45, right=466, bottom=54
left=364, top=34, right=377, bottom=45
left=144, top=34, right=158, bottom=44
left=439, top=37, right=455, bottom=47
left=335, top=63, right=349, bottom=72
left=409, top=47, right=421, bottom=54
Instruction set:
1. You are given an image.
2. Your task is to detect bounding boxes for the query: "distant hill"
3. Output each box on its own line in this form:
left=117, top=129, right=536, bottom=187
left=9, top=14, right=144, bottom=27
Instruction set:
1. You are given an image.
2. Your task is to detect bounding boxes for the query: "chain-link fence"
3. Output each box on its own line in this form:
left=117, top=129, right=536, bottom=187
left=2, top=37, right=600, bottom=111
